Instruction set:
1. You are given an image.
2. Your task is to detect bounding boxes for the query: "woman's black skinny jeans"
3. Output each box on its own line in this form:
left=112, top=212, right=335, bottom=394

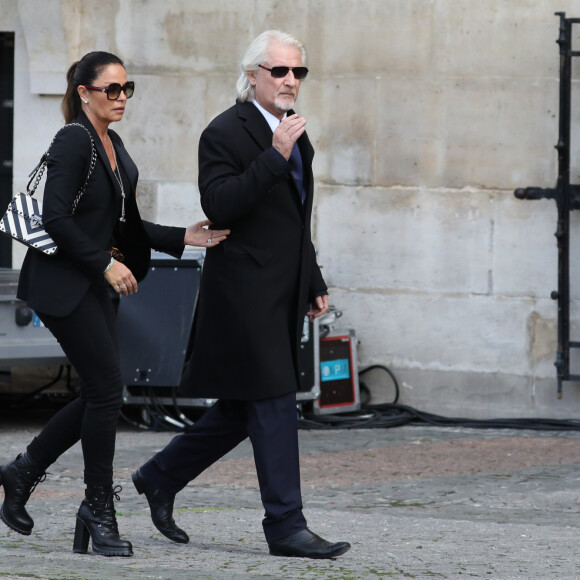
left=27, top=281, right=124, bottom=486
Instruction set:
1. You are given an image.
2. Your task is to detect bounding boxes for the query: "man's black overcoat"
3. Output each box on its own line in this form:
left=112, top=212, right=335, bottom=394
left=179, top=100, right=327, bottom=400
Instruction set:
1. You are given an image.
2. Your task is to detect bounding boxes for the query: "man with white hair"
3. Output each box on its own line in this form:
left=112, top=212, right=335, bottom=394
left=132, top=30, right=351, bottom=559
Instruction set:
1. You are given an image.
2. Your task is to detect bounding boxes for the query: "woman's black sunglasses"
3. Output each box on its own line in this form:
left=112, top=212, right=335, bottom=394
left=84, top=81, right=135, bottom=100
left=258, top=65, right=308, bottom=80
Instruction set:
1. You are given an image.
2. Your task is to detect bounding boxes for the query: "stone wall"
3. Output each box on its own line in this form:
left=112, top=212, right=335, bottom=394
left=4, top=0, right=580, bottom=417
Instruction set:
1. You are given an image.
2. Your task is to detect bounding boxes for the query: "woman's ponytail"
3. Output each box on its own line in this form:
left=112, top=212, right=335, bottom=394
left=61, top=61, right=80, bottom=124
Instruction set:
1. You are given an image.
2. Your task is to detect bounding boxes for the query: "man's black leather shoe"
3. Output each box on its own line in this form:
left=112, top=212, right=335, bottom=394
left=131, top=469, right=189, bottom=544
left=268, top=528, right=351, bottom=559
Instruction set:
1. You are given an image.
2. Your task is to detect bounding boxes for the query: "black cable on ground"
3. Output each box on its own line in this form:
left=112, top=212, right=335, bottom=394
left=145, top=386, right=186, bottom=430
left=119, top=387, right=200, bottom=431
left=381, top=403, right=580, bottom=431
left=299, top=402, right=580, bottom=431
left=299, top=363, right=580, bottom=431
left=118, top=363, right=580, bottom=433
left=119, top=408, right=150, bottom=430
left=172, top=390, right=195, bottom=427
left=358, top=364, right=400, bottom=404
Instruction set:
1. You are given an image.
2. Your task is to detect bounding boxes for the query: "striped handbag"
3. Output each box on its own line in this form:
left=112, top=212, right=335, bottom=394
left=0, top=123, right=96, bottom=255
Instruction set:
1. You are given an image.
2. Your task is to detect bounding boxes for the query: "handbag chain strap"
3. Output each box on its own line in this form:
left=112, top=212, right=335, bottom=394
left=27, top=122, right=98, bottom=216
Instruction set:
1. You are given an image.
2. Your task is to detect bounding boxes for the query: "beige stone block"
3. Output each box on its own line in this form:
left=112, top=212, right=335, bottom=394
left=525, top=298, right=558, bottom=380
left=316, top=185, right=491, bottom=294
left=375, top=77, right=557, bottom=189
left=116, top=0, right=252, bottom=72
left=250, top=0, right=310, bottom=42
left=570, top=221, right=580, bottom=300
left=136, top=180, right=205, bottom=227
left=494, top=198, right=580, bottom=301
left=303, top=78, right=375, bottom=186
left=304, top=0, right=434, bottom=76
left=432, top=1, right=564, bottom=79
left=17, top=0, right=68, bottom=93
left=391, top=369, right=539, bottom=419
left=13, top=97, right=61, bottom=189
left=63, top=0, right=117, bottom=60
left=328, top=288, right=532, bottom=376
left=205, top=75, right=239, bottom=125
left=157, top=181, right=206, bottom=227
left=121, top=74, right=204, bottom=181
left=529, top=296, right=580, bottom=384
left=394, top=368, right=580, bottom=420
left=2, top=0, right=18, bottom=23
left=570, top=78, right=580, bottom=183
left=493, top=196, right=558, bottom=297
left=534, top=376, right=580, bottom=417
left=134, top=180, right=158, bottom=222
left=441, top=79, right=557, bottom=189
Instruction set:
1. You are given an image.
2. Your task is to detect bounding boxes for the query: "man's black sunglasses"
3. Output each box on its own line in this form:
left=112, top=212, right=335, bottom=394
left=258, top=64, right=308, bottom=80
left=84, top=81, right=135, bottom=100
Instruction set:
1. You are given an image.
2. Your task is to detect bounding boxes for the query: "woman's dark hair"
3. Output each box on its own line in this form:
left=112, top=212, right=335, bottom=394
left=61, top=51, right=125, bottom=123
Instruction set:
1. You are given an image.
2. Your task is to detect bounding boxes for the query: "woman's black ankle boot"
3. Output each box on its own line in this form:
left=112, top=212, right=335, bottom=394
left=0, top=452, right=48, bottom=535
left=73, top=484, right=133, bottom=557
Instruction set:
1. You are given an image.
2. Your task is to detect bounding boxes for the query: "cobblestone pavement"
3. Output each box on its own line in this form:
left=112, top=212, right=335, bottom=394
left=1, top=408, right=580, bottom=579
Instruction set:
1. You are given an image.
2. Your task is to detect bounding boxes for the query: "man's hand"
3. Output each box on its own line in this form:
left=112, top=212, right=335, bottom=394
left=273, top=113, right=307, bottom=160
left=307, top=294, right=329, bottom=321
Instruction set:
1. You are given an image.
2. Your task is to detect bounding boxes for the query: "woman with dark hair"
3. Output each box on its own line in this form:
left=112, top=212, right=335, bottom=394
left=0, top=51, right=228, bottom=557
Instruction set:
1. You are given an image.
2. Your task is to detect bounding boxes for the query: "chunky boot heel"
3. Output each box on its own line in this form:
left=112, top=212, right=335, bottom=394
left=0, top=453, right=47, bottom=535
left=74, top=484, right=133, bottom=557
left=72, top=516, right=90, bottom=554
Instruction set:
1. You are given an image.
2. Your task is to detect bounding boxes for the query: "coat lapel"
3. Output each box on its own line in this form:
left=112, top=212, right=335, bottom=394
left=110, top=133, right=138, bottom=193
left=237, top=100, right=275, bottom=151
left=237, top=101, right=314, bottom=212
left=74, top=111, right=133, bottom=201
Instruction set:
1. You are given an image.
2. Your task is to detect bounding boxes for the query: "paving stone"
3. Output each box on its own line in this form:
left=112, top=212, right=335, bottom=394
left=1, top=410, right=579, bottom=579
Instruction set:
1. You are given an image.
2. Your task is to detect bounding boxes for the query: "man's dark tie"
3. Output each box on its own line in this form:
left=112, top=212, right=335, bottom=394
left=288, top=143, right=306, bottom=204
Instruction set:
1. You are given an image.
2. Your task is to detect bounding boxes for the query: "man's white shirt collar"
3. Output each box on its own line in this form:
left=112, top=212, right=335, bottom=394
left=252, top=99, right=285, bottom=132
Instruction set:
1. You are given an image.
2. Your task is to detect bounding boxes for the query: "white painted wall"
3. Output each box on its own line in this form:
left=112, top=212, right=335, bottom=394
left=3, top=0, right=580, bottom=417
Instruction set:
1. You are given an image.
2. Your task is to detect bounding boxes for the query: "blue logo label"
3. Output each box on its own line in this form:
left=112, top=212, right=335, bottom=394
left=32, top=312, right=44, bottom=327
left=320, top=359, right=350, bottom=382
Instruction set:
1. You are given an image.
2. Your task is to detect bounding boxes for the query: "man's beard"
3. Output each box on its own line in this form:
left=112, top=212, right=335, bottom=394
left=274, top=94, right=296, bottom=111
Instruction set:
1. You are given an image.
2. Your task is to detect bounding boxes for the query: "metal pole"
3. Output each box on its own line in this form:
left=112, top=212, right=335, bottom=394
left=553, top=12, right=571, bottom=398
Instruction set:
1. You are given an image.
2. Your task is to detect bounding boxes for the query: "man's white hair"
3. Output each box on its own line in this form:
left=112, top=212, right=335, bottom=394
left=236, top=30, right=307, bottom=102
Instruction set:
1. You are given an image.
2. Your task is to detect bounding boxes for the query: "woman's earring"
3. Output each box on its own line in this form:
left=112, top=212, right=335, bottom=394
left=82, top=99, right=88, bottom=103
